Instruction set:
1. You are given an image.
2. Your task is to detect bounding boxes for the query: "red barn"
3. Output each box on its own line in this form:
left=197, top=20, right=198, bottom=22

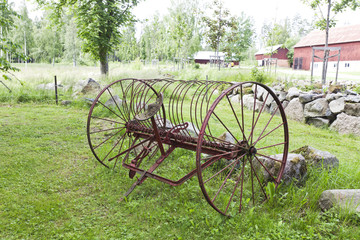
left=293, top=24, right=360, bottom=71
left=255, top=45, right=289, bottom=67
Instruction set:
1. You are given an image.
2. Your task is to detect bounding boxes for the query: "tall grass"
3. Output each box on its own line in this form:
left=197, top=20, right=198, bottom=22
left=1, top=63, right=276, bottom=104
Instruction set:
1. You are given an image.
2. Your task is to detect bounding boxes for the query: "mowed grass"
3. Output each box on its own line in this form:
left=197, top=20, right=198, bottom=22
left=1, top=102, right=360, bottom=239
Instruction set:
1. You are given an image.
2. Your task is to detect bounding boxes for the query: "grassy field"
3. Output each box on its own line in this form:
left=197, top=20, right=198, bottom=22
left=0, top=64, right=360, bottom=239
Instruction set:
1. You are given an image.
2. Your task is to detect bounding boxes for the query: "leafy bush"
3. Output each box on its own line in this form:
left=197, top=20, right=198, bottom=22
left=250, top=67, right=268, bottom=83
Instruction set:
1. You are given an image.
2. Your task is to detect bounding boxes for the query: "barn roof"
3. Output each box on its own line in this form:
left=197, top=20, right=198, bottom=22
left=255, top=44, right=284, bottom=55
left=193, top=51, right=225, bottom=60
left=294, top=24, right=360, bottom=48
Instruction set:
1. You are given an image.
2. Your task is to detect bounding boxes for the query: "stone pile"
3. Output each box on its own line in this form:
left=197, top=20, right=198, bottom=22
left=230, top=83, right=360, bottom=136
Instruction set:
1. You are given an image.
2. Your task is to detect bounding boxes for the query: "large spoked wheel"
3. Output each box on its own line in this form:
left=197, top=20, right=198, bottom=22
left=196, top=81, right=289, bottom=216
left=87, top=79, right=166, bottom=170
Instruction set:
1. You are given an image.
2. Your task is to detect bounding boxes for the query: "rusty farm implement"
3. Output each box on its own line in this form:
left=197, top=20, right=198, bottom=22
left=87, top=78, right=289, bottom=216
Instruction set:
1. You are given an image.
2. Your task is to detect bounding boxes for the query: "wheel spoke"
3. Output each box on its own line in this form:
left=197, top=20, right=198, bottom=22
left=96, top=99, right=125, bottom=121
left=251, top=84, right=257, bottom=145
left=254, top=155, right=278, bottom=182
left=248, top=92, right=269, bottom=144
left=90, top=126, right=125, bottom=134
left=253, top=105, right=280, bottom=146
left=240, top=85, right=245, bottom=139
left=93, top=128, right=125, bottom=150
left=205, top=153, right=246, bottom=184
left=253, top=122, right=284, bottom=146
left=108, top=136, right=152, bottom=162
left=113, top=133, right=127, bottom=169
left=225, top=159, right=246, bottom=214
left=91, top=116, right=124, bottom=125
left=226, top=94, right=247, bottom=142
left=107, top=88, right=128, bottom=122
left=248, top=157, right=267, bottom=199
left=238, top=158, right=246, bottom=213
left=256, top=142, right=286, bottom=151
left=212, top=111, right=241, bottom=145
left=211, top=159, right=239, bottom=203
left=101, top=133, right=128, bottom=163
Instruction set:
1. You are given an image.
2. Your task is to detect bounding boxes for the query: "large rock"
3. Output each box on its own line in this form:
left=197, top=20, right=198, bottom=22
left=81, top=79, right=101, bottom=95
left=285, top=98, right=304, bottom=122
left=291, top=145, right=339, bottom=169
left=326, top=93, right=343, bottom=102
left=344, top=103, right=360, bottom=117
left=37, top=83, right=58, bottom=90
left=262, top=153, right=307, bottom=185
left=304, top=98, right=332, bottom=118
left=286, top=87, right=300, bottom=101
left=180, top=122, right=199, bottom=137
left=319, top=189, right=360, bottom=212
left=345, top=95, right=360, bottom=103
left=277, top=91, right=287, bottom=102
left=230, top=94, right=240, bottom=104
left=73, top=78, right=101, bottom=95
left=242, top=94, right=264, bottom=112
left=217, top=132, right=236, bottom=144
left=329, top=97, right=345, bottom=114
left=299, top=93, right=323, bottom=104
left=330, top=113, right=360, bottom=136
left=252, top=84, right=266, bottom=101
left=306, top=117, right=329, bottom=128
left=104, top=95, right=122, bottom=108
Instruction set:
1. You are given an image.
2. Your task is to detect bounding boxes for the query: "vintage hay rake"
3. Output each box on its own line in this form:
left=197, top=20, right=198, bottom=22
left=87, top=78, right=289, bottom=216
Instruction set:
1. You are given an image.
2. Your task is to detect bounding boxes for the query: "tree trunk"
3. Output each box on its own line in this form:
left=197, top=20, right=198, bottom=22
left=100, top=50, right=108, bottom=75
left=322, top=0, right=332, bottom=85
left=24, top=30, right=27, bottom=69
left=73, top=53, right=76, bottom=67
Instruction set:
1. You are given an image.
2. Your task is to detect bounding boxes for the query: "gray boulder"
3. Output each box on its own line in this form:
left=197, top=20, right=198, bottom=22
left=319, top=189, right=360, bottom=212
left=344, top=103, right=360, bottom=117
left=344, top=89, right=358, bottom=96
left=179, top=122, right=199, bottom=137
left=299, top=93, right=323, bottom=104
left=329, top=97, right=345, bottom=114
left=326, top=93, right=343, bottom=102
left=252, top=84, right=266, bottom=101
left=306, top=117, right=329, bottom=128
left=61, top=100, right=72, bottom=106
left=217, top=132, right=236, bottom=144
left=277, top=91, right=287, bottom=102
left=285, top=98, right=304, bottom=122
left=292, top=145, right=339, bottom=169
left=304, top=98, right=332, bottom=118
left=345, top=95, right=360, bottom=103
left=104, top=95, right=123, bottom=108
left=81, top=78, right=101, bottom=95
left=262, top=153, right=307, bottom=185
left=155, top=117, right=174, bottom=129
left=286, top=87, right=300, bottom=101
left=230, top=94, right=240, bottom=104
left=73, top=78, right=101, bottom=95
left=242, top=94, right=264, bottom=112
left=330, top=113, right=360, bottom=136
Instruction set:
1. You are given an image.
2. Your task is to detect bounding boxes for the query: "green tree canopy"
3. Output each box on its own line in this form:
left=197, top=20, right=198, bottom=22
left=202, top=0, right=237, bottom=57
left=0, top=0, right=25, bottom=80
left=36, top=0, right=139, bottom=75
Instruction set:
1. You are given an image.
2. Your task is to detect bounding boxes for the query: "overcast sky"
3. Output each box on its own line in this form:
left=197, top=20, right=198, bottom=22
left=13, top=0, right=360, bottom=42
left=133, top=0, right=360, bottom=31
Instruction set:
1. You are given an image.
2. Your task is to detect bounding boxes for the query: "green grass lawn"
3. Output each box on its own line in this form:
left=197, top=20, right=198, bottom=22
left=1, top=103, right=360, bottom=239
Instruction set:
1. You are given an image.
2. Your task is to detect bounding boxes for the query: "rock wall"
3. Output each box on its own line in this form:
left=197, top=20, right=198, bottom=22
left=234, top=84, right=360, bottom=136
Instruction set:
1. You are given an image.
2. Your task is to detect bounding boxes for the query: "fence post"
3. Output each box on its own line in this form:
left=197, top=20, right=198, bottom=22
left=54, top=75, right=58, bottom=105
